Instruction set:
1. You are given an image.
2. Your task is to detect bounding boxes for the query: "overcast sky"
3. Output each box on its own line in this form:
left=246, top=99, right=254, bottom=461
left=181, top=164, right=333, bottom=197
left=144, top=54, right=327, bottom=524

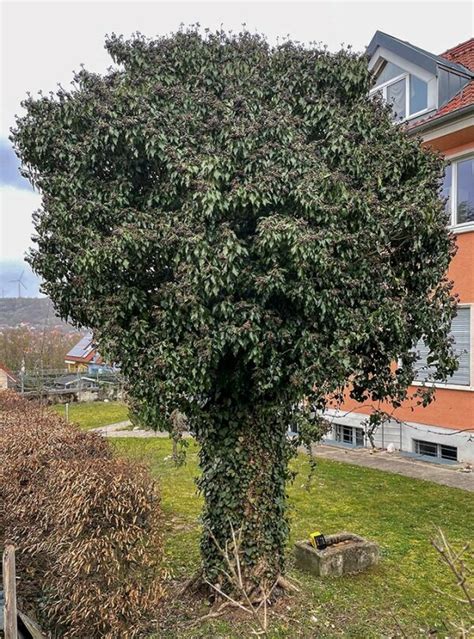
left=1, top=0, right=473, bottom=270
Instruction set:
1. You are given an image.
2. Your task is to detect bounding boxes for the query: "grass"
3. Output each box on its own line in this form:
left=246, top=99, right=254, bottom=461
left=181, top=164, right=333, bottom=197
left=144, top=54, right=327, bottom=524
left=53, top=400, right=129, bottom=430
left=112, top=438, right=474, bottom=638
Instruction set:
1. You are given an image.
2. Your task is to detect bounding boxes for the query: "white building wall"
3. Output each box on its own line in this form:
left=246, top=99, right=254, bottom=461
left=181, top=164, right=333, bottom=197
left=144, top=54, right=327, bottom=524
left=323, top=409, right=474, bottom=465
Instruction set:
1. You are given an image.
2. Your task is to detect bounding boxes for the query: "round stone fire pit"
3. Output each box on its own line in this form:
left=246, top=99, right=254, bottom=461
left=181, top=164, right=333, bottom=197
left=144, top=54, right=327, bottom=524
left=294, top=532, right=379, bottom=577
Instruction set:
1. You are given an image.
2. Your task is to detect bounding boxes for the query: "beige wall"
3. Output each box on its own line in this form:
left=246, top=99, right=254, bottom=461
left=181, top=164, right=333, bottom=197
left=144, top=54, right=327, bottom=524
left=0, top=370, right=9, bottom=390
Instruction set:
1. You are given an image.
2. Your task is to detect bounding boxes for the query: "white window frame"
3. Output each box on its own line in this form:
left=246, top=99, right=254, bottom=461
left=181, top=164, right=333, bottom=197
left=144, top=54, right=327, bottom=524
left=444, top=152, right=474, bottom=233
left=370, top=71, right=430, bottom=122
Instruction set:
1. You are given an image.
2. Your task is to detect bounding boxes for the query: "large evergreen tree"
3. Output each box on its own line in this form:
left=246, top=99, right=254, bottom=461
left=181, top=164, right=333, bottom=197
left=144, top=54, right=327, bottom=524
left=12, top=29, right=457, bottom=595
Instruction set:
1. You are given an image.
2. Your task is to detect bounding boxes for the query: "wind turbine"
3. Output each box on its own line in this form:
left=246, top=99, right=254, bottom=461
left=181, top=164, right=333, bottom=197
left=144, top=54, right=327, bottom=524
left=9, top=270, right=27, bottom=298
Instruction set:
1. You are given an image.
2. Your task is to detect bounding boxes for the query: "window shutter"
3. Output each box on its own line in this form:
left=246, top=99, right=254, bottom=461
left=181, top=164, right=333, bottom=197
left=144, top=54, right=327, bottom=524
left=450, top=307, right=471, bottom=385
left=414, top=307, right=471, bottom=386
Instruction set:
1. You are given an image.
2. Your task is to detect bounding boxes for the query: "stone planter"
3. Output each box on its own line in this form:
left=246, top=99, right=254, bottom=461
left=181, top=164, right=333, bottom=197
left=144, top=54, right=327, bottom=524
left=294, top=532, right=379, bottom=577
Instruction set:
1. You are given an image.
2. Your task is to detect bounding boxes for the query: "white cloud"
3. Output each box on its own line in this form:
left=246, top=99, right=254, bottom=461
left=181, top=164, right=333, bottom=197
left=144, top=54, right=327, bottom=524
left=0, top=185, right=41, bottom=260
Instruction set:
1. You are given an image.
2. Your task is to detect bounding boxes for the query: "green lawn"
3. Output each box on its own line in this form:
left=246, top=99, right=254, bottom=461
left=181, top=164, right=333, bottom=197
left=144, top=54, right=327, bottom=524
left=113, top=438, right=474, bottom=638
left=53, top=401, right=129, bottom=430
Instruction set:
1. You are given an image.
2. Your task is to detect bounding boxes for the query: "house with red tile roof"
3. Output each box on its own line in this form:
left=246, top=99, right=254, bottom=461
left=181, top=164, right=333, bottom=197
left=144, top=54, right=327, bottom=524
left=324, top=32, right=474, bottom=465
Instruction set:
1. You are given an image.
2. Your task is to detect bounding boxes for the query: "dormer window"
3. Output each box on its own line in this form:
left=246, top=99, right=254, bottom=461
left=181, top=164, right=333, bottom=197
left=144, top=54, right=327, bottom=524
left=367, top=31, right=474, bottom=129
left=374, top=61, right=405, bottom=86
left=371, top=59, right=429, bottom=121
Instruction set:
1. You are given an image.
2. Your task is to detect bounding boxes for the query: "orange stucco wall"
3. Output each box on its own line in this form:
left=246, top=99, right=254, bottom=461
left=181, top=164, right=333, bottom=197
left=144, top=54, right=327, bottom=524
left=450, top=231, right=474, bottom=302
left=341, top=389, right=473, bottom=431
left=338, top=131, right=474, bottom=432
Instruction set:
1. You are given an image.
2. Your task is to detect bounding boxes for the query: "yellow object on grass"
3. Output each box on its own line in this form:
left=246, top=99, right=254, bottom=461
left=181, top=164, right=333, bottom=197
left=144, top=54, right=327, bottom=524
left=309, top=530, right=327, bottom=549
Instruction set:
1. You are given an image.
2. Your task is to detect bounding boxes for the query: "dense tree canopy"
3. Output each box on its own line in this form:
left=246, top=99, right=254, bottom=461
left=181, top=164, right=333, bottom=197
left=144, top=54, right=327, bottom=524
left=12, top=29, right=457, bottom=593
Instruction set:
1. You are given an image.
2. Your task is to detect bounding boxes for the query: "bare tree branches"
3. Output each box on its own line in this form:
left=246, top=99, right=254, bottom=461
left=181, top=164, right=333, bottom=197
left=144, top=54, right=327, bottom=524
left=432, top=528, right=473, bottom=608
left=431, top=528, right=473, bottom=638
left=195, top=522, right=298, bottom=636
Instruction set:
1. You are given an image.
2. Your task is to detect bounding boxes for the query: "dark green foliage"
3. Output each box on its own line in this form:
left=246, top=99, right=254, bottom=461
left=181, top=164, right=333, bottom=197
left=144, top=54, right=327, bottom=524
left=12, top=28, right=457, bottom=591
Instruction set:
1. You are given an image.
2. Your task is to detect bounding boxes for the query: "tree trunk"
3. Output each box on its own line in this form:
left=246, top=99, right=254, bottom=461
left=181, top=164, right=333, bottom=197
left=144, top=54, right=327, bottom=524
left=195, top=404, right=291, bottom=595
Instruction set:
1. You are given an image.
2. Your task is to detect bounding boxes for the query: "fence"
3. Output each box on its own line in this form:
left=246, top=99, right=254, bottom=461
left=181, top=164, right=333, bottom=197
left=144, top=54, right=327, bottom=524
left=1, top=545, right=46, bottom=639
left=14, top=368, right=124, bottom=404
left=2, top=545, right=17, bottom=639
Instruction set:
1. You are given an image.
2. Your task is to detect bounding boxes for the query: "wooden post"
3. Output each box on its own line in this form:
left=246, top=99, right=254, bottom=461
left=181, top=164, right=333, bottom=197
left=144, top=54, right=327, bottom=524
left=2, top=544, right=18, bottom=639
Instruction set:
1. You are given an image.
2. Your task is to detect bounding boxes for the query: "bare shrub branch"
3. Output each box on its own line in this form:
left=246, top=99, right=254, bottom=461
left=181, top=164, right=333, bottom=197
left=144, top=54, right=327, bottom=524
left=431, top=528, right=473, bottom=638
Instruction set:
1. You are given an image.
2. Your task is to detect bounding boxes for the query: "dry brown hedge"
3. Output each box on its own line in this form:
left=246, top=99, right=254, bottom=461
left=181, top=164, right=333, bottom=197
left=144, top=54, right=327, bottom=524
left=0, top=391, right=164, bottom=638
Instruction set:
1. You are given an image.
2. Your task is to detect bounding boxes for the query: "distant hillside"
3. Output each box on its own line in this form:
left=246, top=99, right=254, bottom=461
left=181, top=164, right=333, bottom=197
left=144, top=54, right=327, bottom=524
left=0, top=297, right=75, bottom=332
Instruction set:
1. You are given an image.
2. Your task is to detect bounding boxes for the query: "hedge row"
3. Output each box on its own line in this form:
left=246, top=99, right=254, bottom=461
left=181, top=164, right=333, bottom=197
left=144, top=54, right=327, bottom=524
left=0, top=391, right=164, bottom=638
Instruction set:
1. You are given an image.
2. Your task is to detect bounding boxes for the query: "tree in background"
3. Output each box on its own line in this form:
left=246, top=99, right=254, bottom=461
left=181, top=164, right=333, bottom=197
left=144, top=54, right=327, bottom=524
left=12, top=29, right=458, bottom=596
left=0, top=326, right=81, bottom=372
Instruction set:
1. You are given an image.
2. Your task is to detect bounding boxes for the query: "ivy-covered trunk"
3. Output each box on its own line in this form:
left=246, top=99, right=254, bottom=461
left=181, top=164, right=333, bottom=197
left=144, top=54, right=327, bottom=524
left=196, top=404, right=291, bottom=593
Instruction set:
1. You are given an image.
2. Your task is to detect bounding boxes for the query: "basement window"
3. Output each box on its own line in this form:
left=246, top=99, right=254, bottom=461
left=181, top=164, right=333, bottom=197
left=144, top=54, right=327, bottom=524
left=335, top=424, right=365, bottom=447
left=414, top=439, right=458, bottom=462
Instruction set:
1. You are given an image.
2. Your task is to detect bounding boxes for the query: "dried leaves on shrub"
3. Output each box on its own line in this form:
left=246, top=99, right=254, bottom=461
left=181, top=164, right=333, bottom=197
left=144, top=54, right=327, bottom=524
left=0, top=391, right=164, bottom=638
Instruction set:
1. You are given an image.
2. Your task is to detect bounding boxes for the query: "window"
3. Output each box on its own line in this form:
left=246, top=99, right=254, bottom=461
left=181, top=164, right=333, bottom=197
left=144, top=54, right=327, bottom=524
left=414, top=307, right=471, bottom=386
left=387, top=79, right=406, bottom=120
left=371, top=59, right=428, bottom=121
left=415, top=440, right=437, bottom=457
left=414, top=439, right=458, bottom=462
left=410, top=76, right=428, bottom=115
left=442, top=156, right=474, bottom=226
left=440, top=445, right=458, bottom=462
left=457, top=158, right=474, bottom=225
left=335, top=424, right=365, bottom=447
left=441, top=163, right=453, bottom=215
left=374, top=61, right=405, bottom=87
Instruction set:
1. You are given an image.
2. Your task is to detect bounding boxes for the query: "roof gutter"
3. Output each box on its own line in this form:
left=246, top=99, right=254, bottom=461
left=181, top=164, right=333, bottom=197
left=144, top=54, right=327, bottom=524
left=408, top=104, right=474, bottom=135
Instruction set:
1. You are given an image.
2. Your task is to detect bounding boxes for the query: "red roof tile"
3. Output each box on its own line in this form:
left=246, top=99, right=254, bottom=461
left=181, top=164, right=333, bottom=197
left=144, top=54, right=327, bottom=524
left=440, top=38, right=474, bottom=72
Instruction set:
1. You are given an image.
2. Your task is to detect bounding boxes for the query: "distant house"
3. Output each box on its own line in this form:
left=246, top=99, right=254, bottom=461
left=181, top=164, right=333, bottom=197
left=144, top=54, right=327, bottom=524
left=64, top=333, right=117, bottom=375
left=0, top=363, right=18, bottom=390
left=65, top=333, right=104, bottom=373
